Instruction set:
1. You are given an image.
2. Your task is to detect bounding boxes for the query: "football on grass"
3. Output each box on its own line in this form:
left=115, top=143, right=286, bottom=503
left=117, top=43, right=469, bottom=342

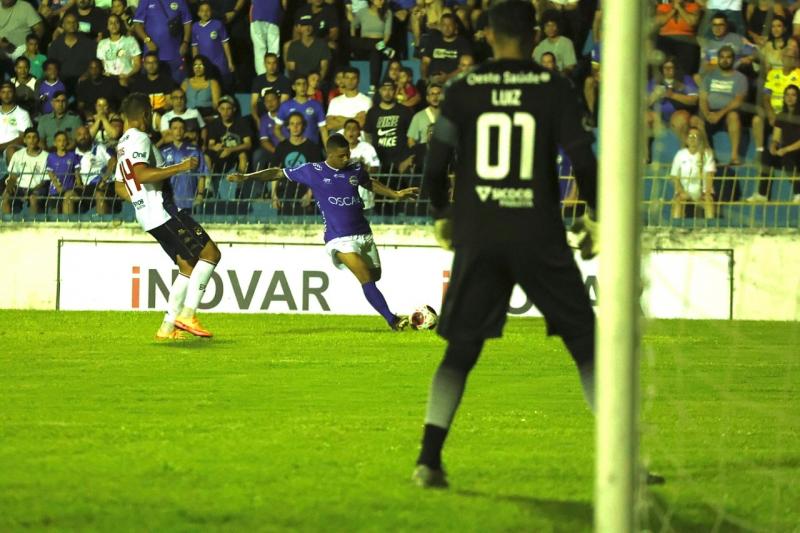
left=411, top=305, right=438, bottom=330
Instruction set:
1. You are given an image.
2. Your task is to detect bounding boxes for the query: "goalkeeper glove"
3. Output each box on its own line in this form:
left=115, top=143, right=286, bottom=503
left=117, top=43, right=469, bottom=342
left=578, top=210, right=599, bottom=260
left=569, top=210, right=599, bottom=260
left=434, top=218, right=453, bottom=251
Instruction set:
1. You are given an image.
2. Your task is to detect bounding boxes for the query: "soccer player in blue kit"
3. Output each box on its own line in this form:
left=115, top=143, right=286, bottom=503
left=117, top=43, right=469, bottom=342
left=227, top=134, right=419, bottom=330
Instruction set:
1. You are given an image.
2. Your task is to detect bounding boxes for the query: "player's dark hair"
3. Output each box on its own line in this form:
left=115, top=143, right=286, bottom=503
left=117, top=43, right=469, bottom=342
left=121, top=92, right=152, bottom=120
left=263, top=89, right=279, bottom=99
left=326, top=133, right=349, bottom=152
left=54, top=130, right=68, bottom=139
left=26, top=33, right=39, bottom=42
left=711, top=12, right=728, bottom=23
left=264, top=52, right=278, bottom=61
left=15, top=56, right=30, bottom=68
left=23, top=127, right=38, bottom=136
left=143, top=51, right=159, bottom=61
left=169, top=117, right=186, bottom=126
left=43, top=59, right=59, bottom=71
left=287, top=111, right=307, bottom=132
left=53, top=91, right=67, bottom=99
left=489, top=0, right=538, bottom=46
left=343, top=118, right=360, bottom=130
left=0, top=81, right=14, bottom=92
left=342, top=66, right=360, bottom=79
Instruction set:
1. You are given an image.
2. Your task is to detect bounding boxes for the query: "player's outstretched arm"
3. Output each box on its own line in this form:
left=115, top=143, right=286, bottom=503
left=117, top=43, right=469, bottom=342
left=369, top=178, right=419, bottom=200
left=133, top=157, right=198, bottom=184
left=227, top=167, right=284, bottom=183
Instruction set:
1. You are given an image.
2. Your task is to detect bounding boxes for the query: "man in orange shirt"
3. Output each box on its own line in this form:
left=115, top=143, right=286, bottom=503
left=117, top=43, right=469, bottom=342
left=655, top=0, right=702, bottom=76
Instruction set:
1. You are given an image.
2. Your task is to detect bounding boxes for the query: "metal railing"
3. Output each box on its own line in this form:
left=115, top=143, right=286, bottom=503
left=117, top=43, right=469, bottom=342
left=2, top=165, right=799, bottom=228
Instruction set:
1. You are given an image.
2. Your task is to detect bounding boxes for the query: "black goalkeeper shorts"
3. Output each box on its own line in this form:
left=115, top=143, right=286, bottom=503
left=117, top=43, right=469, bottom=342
left=148, top=209, right=211, bottom=264
left=437, top=241, right=595, bottom=342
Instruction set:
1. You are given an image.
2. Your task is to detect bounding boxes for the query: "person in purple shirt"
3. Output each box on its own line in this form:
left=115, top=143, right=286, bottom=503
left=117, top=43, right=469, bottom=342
left=46, top=131, right=82, bottom=214
left=274, top=76, right=328, bottom=145
left=36, top=60, right=67, bottom=115
left=192, top=2, right=235, bottom=91
left=133, top=0, right=193, bottom=83
left=161, top=117, right=209, bottom=211
left=252, top=89, right=281, bottom=169
left=250, top=0, right=285, bottom=75
left=228, top=133, right=419, bottom=330
left=647, top=57, right=699, bottom=143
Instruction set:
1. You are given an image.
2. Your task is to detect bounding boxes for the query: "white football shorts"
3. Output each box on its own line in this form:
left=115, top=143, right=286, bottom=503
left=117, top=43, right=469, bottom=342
left=325, top=233, right=381, bottom=270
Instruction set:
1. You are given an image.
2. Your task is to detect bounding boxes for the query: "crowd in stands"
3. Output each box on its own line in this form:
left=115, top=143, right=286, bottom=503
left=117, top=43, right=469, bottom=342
left=1, top=0, right=799, bottom=219
left=651, top=0, right=800, bottom=209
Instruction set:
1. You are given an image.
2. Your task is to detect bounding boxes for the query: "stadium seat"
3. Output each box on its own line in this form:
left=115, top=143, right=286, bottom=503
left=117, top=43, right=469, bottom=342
left=235, top=93, right=251, bottom=118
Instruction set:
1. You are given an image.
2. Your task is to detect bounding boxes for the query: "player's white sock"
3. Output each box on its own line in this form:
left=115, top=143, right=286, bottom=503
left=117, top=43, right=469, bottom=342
left=180, top=259, right=217, bottom=318
left=164, top=273, right=190, bottom=324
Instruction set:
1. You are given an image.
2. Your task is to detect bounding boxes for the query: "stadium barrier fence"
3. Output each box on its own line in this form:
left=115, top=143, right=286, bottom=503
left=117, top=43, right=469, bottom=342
left=2, top=164, right=799, bottom=228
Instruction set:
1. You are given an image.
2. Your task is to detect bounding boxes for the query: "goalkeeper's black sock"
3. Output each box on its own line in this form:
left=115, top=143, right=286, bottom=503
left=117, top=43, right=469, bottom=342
left=417, top=424, right=449, bottom=470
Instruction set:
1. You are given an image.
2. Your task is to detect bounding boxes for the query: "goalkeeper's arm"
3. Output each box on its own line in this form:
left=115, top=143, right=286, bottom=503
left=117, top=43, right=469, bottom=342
left=564, top=141, right=599, bottom=259
left=423, top=117, right=457, bottom=250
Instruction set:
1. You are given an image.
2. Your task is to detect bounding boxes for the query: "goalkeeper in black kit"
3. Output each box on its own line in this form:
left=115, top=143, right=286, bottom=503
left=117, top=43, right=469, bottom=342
left=412, top=0, right=601, bottom=488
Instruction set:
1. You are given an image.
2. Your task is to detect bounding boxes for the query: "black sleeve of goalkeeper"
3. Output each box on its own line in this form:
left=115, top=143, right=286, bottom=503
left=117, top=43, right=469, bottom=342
left=423, top=115, right=458, bottom=220
left=556, top=80, right=598, bottom=213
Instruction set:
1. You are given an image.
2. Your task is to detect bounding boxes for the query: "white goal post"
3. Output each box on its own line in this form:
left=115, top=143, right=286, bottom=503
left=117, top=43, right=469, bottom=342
left=595, top=0, right=646, bottom=531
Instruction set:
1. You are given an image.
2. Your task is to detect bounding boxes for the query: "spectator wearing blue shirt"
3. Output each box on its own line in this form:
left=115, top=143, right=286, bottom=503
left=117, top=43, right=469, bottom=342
left=192, top=2, right=235, bottom=92
left=160, top=117, right=208, bottom=210
left=133, top=0, right=193, bottom=83
left=273, top=76, right=328, bottom=145
left=45, top=131, right=81, bottom=214
left=252, top=90, right=281, bottom=170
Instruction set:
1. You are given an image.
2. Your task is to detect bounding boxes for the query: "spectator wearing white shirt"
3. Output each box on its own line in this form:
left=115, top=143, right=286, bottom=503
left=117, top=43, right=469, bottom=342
left=2, top=128, right=48, bottom=214
left=74, top=126, right=116, bottom=214
left=0, top=81, right=33, bottom=163
left=326, top=66, right=373, bottom=133
left=343, top=118, right=380, bottom=211
left=159, top=88, right=207, bottom=149
left=97, top=14, right=142, bottom=86
left=545, top=0, right=584, bottom=49
left=533, top=10, right=577, bottom=75
left=670, top=125, right=717, bottom=219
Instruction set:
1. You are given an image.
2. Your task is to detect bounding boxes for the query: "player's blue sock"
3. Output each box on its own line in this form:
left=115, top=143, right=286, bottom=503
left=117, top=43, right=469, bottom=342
left=361, top=281, right=396, bottom=325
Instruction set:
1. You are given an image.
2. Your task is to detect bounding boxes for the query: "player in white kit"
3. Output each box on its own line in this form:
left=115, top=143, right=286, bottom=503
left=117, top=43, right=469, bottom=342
left=114, top=93, right=221, bottom=341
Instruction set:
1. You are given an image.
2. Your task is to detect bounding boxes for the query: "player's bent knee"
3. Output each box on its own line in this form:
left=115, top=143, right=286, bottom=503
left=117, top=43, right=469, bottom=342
left=369, top=267, right=382, bottom=282
left=442, top=339, right=484, bottom=373
left=201, top=241, right=221, bottom=263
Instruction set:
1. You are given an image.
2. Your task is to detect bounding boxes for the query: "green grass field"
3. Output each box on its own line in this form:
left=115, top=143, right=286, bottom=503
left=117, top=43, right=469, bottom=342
left=1, top=311, right=798, bottom=532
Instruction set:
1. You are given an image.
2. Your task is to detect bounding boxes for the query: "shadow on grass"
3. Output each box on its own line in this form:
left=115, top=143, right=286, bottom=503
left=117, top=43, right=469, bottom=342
left=641, top=491, right=755, bottom=533
left=151, top=338, right=234, bottom=348
left=277, top=327, right=408, bottom=335
left=455, top=489, right=592, bottom=524
left=454, top=490, right=756, bottom=532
